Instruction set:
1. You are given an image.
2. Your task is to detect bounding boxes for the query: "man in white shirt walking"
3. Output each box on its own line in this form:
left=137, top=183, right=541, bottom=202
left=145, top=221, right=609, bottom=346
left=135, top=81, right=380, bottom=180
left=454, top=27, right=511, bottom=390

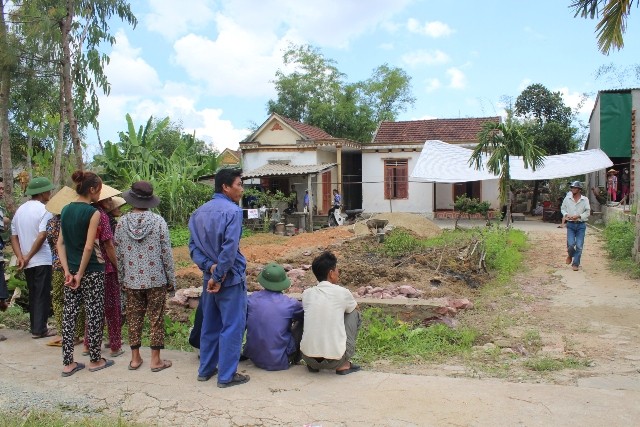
left=560, top=181, right=590, bottom=271
left=10, top=177, right=54, bottom=338
left=300, top=251, right=361, bottom=375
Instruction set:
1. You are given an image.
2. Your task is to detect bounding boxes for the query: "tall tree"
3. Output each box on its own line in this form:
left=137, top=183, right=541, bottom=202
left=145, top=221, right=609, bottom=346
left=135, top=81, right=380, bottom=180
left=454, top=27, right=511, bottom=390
left=268, top=44, right=414, bottom=142
left=515, top=83, right=579, bottom=212
left=469, top=119, right=545, bottom=227
left=571, top=0, right=638, bottom=54
left=55, top=0, right=137, bottom=170
left=0, top=0, right=18, bottom=213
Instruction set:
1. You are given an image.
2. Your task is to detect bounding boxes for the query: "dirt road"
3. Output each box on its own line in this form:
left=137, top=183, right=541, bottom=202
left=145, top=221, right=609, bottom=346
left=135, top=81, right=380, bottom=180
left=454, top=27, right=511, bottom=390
left=1, top=219, right=640, bottom=426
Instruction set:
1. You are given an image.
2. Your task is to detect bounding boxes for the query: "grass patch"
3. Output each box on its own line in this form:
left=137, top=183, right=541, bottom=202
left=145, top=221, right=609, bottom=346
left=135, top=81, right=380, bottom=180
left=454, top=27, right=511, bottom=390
left=524, top=356, right=590, bottom=372
left=169, top=224, right=254, bottom=248
left=355, top=308, right=478, bottom=363
left=482, top=226, right=528, bottom=283
left=0, top=411, right=142, bottom=426
left=0, top=305, right=30, bottom=330
left=602, top=219, right=640, bottom=278
left=169, top=225, right=190, bottom=248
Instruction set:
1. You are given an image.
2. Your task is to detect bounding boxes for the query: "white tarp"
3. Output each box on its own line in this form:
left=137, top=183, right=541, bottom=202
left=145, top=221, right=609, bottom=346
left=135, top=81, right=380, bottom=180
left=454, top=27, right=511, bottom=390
left=410, top=140, right=613, bottom=183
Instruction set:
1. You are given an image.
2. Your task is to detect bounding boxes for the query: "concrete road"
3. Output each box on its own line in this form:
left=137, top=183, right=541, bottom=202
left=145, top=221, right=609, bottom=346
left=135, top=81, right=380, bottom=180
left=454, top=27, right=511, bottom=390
left=1, top=327, right=639, bottom=426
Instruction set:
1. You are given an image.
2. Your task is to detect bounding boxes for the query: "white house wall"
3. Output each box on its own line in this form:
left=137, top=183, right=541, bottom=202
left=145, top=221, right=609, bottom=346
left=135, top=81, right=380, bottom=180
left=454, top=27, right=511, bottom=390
left=362, top=152, right=433, bottom=215
left=242, top=150, right=319, bottom=174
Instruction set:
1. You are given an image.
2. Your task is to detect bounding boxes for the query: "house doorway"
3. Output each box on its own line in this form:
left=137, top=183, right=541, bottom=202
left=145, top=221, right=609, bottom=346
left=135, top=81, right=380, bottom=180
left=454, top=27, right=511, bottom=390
left=453, top=181, right=481, bottom=201
left=322, top=171, right=332, bottom=214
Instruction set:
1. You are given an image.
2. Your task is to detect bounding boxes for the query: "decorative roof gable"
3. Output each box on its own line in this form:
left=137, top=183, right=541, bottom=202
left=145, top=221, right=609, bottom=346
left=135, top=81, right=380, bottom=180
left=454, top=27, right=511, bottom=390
left=372, top=117, right=501, bottom=144
left=279, top=115, right=335, bottom=140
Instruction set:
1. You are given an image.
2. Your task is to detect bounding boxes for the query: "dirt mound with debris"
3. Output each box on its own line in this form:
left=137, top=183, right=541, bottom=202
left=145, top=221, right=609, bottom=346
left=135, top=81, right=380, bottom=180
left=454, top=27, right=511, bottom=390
left=241, top=227, right=354, bottom=263
left=352, top=212, right=442, bottom=238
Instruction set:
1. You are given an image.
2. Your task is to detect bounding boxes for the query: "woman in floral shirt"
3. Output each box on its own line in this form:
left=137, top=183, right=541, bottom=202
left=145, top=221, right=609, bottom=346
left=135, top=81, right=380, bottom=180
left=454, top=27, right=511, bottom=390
left=115, top=181, right=175, bottom=372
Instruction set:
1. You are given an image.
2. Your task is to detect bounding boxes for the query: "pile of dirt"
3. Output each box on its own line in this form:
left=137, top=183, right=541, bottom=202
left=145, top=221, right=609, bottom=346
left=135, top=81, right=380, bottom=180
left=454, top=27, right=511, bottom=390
left=351, top=212, right=443, bottom=238
left=241, top=227, right=354, bottom=263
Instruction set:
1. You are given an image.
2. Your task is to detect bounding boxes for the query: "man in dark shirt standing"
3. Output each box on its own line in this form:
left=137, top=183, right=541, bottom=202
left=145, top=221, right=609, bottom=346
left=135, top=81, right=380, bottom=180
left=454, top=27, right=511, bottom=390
left=189, top=168, right=249, bottom=388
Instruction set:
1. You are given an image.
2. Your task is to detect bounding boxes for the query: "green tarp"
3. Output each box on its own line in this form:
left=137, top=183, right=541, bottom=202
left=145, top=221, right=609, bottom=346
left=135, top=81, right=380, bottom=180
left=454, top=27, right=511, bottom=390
left=600, top=92, right=632, bottom=157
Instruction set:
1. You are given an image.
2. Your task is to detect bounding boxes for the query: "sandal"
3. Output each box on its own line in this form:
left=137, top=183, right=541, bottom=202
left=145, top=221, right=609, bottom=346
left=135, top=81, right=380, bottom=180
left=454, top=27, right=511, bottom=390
left=61, top=362, right=85, bottom=377
left=128, top=360, right=143, bottom=371
left=88, top=358, right=115, bottom=372
left=217, top=372, right=250, bottom=388
left=109, top=349, right=125, bottom=358
left=32, top=328, right=56, bottom=339
left=150, top=360, right=172, bottom=372
left=336, top=362, right=361, bottom=375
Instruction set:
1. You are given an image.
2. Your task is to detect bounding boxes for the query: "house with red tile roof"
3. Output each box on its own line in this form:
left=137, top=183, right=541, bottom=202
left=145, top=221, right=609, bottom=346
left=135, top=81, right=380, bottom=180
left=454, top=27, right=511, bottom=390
left=240, top=113, right=361, bottom=215
left=240, top=114, right=502, bottom=222
left=362, top=117, right=501, bottom=218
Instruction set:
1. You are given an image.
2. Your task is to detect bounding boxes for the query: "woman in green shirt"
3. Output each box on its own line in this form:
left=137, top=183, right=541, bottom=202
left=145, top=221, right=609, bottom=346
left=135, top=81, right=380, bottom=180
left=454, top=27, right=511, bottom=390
left=58, top=170, right=114, bottom=377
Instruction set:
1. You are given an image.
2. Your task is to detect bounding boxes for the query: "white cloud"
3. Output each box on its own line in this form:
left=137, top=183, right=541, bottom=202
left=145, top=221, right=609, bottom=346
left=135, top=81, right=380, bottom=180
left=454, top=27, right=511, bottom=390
left=145, top=0, right=215, bottom=41
left=402, top=50, right=450, bottom=66
left=425, top=78, right=441, bottom=92
left=218, top=0, right=410, bottom=48
left=105, top=30, right=161, bottom=96
left=95, top=31, right=250, bottom=153
left=379, top=42, right=394, bottom=50
left=518, top=78, right=532, bottom=92
left=555, top=87, right=594, bottom=116
left=172, top=23, right=284, bottom=97
left=407, top=18, right=454, bottom=38
left=447, top=67, right=466, bottom=89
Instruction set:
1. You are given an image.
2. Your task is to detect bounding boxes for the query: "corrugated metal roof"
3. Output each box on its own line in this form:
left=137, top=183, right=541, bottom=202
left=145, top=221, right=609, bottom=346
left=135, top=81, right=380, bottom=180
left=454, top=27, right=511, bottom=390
left=243, top=163, right=337, bottom=178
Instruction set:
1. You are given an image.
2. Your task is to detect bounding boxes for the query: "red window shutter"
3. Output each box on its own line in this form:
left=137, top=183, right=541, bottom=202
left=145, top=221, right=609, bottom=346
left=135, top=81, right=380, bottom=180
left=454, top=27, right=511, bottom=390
left=384, top=163, right=391, bottom=199
left=397, top=163, right=408, bottom=198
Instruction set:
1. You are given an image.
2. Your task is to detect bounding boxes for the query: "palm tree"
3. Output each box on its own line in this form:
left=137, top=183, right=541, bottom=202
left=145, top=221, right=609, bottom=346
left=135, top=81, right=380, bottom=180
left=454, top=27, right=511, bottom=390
left=468, top=120, right=545, bottom=227
left=571, top=0, right=638, bottom=54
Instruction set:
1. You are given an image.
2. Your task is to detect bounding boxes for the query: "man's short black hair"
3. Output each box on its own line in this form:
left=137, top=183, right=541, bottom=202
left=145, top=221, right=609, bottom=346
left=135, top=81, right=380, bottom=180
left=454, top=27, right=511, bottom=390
left=215, top=168, right=242, bottom=193
left=311, top=251, right=337, bottom=282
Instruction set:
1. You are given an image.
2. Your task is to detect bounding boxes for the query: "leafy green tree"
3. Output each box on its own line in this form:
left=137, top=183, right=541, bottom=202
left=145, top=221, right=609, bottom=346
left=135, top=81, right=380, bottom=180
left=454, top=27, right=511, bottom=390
left=571, top=0, right=638, bottom=54
left=0, top=0, right=19, bottom=213
left=94, top=114, right=219, bottom=224
left=53, top=0, right=137, bottom=170
left=469, top=119, right=545, bottom=227
left=514, top=84, right=572, bottom=127
left=267, top=44, right=414, bottom=142
left=515, top=83, right=580, bottom=212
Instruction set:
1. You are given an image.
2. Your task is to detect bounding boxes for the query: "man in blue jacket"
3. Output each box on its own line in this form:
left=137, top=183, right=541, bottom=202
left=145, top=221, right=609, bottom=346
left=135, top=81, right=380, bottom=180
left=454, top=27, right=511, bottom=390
left=189, top=168, right=249, bottom=388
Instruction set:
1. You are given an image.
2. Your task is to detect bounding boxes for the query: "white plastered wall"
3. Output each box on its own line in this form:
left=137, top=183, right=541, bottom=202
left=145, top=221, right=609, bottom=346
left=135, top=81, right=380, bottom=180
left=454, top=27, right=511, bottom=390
left=362, top=151, right=434, bottom=216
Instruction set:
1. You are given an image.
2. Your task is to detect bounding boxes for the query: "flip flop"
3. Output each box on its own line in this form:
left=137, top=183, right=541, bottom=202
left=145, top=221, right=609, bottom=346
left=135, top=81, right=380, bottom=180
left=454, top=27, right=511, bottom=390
left=81, top=350, right=90, bottom=356
left=128, top=360, right=143, bottom=370
left=336, top=363, right=361, bottom=375
left=109, top=349, right=125, bottom=358
left=150, top=360, right=172, bottom=372
left=32, top=328, right=56, bottom=339
left=46, top=338, right=63, bottom=347
left=61, top=362, right=85, bottom=377
left=88, top=358, right=115, bottom=372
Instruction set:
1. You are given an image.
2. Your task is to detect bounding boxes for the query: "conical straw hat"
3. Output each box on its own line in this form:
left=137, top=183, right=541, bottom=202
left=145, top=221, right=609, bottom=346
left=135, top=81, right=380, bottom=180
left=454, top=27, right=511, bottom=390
left=98, top=184, right=122, bottom=201
left=45, top=186, right=78, bottom=215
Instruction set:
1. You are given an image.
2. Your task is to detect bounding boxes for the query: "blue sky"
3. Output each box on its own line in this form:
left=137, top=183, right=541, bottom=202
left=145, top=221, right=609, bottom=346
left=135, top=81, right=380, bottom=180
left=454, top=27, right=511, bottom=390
left=93, top=0, right=640, bottom=155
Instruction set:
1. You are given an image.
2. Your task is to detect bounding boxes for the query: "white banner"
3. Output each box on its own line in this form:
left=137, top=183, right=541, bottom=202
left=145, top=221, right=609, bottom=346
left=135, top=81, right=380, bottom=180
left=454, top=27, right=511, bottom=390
left=410, top=140, right=613, bottom=183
